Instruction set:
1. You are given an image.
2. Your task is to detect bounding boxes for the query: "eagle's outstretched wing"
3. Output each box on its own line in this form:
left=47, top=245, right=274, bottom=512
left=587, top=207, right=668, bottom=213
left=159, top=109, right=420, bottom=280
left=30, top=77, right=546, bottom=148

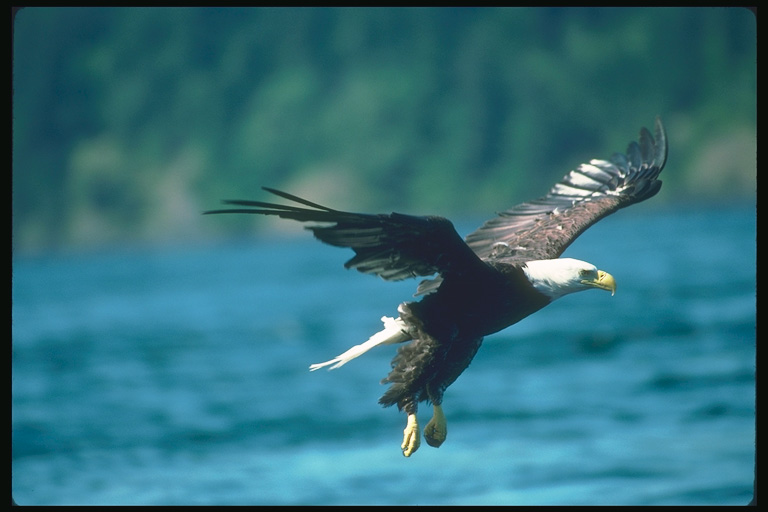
left=464, top=116, right=667, bottom=262
left=204, top=188, right=486, bottom=282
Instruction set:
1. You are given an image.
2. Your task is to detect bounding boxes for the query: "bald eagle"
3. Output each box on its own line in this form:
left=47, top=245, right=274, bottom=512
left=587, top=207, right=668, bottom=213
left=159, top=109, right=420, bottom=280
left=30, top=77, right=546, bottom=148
left=205, top=117, right=667, bottom=457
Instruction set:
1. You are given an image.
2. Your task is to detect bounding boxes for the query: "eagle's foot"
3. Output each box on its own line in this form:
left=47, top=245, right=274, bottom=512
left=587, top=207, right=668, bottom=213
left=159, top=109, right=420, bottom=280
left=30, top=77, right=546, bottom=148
left=401, top=413, right=421, bottom=457
left=423, top=404, right=447, bottom=448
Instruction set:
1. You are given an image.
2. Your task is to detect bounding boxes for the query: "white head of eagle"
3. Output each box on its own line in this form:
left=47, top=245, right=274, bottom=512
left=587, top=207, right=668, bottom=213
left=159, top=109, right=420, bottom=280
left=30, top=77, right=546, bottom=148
left=522, top=258, right=617, bottom=300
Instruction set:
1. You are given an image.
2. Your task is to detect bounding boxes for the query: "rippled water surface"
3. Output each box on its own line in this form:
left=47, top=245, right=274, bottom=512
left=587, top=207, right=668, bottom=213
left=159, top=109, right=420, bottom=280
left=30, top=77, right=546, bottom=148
left=12, top=206, right=755, bottom=505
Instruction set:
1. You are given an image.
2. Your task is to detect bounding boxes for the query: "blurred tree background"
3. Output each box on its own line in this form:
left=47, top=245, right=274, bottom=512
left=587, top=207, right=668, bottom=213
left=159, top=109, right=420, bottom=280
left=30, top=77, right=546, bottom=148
left=12, top=7, right=756, bottom=253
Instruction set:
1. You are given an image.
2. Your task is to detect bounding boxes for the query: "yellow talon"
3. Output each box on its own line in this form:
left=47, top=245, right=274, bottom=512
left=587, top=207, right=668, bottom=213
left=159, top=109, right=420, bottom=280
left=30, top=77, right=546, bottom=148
left=401, top=413, right=421, bottom=457
left=423, top=404, right=447, bottom=447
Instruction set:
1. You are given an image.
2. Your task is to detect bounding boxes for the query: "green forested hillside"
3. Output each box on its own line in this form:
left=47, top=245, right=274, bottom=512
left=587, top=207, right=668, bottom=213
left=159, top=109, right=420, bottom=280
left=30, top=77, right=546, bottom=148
left=12, top=7, right=756, bottom=252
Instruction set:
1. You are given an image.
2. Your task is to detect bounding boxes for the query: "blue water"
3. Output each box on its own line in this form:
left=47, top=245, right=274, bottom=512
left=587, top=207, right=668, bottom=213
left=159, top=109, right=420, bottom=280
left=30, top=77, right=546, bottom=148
left=12, top=206, right=755, bottom=505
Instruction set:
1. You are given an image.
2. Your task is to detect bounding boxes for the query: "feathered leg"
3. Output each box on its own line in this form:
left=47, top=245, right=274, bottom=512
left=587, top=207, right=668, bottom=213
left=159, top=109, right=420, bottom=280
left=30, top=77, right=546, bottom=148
left=422, top=336, right=483, bottom=449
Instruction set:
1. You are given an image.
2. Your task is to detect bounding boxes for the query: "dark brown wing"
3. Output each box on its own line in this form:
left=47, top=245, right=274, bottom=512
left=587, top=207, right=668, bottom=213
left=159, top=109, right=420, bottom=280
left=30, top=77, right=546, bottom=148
left=205, top=187, right=487, bottom=282
left=464, top=116, right=668, bottom=262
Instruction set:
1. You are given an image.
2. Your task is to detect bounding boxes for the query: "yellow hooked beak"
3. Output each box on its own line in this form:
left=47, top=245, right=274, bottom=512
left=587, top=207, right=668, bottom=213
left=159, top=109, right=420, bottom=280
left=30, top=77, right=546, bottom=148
left=582, top=270, right=616, bottom=296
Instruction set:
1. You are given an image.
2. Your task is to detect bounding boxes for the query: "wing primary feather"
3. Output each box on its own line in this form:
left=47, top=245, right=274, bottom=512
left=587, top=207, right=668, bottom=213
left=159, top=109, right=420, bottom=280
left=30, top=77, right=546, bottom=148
left=260, top=187, right=339, bottom=212
left=652, top=116, right=668, bottom=169
left=205, top=188, right=488, bottom=283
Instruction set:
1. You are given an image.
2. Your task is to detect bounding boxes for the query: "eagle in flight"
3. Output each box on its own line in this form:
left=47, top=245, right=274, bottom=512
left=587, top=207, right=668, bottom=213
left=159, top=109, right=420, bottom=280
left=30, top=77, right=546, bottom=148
left=205, top=117, right=667, bottom=457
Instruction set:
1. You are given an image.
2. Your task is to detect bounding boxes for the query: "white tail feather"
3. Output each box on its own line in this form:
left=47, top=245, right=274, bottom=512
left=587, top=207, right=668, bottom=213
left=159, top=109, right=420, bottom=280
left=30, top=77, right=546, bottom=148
left=309, top=316, right=411, bottom=371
